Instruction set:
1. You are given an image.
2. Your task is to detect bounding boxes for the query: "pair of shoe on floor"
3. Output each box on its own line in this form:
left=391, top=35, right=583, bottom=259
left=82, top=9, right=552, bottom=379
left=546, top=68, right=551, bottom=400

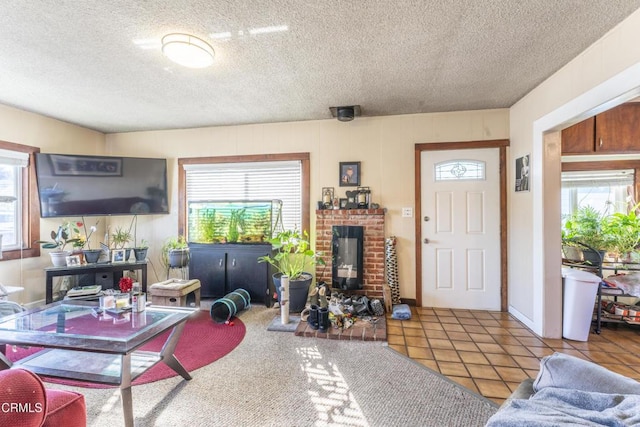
left=307, top=282, right=328, bottom=308
left=300, top=281, right=329, bottom=324
left=306, top=305, right=329, bottom=332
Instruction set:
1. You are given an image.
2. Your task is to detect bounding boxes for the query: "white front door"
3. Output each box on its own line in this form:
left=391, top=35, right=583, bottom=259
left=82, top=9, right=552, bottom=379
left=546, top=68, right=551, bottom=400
left=421, top=148, right=501, bottom=310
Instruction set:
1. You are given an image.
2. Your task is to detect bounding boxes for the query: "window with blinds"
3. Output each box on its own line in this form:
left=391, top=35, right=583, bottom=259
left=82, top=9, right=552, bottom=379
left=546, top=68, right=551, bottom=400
left=184, top=160, right=302, bottom=233
left=0, top=148, right=29, bottom=251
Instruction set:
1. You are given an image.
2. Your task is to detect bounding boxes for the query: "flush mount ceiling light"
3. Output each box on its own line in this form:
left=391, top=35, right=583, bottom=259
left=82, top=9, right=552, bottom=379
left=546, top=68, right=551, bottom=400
left=329, top=105, right=362, bottom=122
left=161, top=33, right=215, bottom=68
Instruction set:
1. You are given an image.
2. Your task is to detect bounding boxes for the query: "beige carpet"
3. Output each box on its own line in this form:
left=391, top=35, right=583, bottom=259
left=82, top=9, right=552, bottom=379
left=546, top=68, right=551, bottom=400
left=51, top=306, right=498, bottom=426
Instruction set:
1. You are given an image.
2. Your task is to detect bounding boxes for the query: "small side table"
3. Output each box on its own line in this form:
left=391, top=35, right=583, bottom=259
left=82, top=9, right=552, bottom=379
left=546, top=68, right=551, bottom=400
left=149, top=279, right=201, bottom=308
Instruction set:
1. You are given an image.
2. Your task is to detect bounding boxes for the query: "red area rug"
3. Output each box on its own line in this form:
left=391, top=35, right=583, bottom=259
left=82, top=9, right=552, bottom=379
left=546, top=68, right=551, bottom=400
left=7, top=309, right=245, bottom=388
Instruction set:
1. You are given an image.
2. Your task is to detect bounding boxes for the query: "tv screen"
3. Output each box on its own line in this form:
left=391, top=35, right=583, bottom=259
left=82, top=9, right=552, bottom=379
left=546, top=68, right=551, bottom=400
left=35, top=153, right=169, bottom=218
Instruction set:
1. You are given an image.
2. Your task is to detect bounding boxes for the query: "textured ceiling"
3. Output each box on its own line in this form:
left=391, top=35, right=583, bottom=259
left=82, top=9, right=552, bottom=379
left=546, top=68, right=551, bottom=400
left=0, top=1, right=639, bottom=133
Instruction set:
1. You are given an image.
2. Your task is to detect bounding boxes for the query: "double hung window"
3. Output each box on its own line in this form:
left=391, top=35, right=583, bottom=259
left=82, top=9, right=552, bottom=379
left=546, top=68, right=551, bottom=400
left=0, top=142, right=40, bottom=260
left=178, top=153, right=310, bottom=238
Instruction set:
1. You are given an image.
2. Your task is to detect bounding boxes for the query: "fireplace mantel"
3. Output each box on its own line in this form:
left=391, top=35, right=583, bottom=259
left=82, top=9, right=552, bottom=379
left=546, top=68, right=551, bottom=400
left=316, top=208, right=386, bottom=217
left=315, top=208, right=386, bottom=298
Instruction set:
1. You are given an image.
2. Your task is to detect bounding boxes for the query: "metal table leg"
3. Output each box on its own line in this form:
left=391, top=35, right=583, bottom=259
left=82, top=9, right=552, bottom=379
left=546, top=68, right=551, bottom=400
left=120, top=353, right=134, bottom=427
left=159, top=321, right=192, bottom=380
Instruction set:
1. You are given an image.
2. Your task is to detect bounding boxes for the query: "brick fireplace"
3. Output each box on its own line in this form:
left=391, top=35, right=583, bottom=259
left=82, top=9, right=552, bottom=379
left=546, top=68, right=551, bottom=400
left=315, top=209, right=386, bottom=299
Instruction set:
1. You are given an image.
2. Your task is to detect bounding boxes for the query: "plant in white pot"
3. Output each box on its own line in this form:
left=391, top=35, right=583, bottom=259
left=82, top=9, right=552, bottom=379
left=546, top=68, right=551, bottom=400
left=258, top=229, right=325, bottom=312
left=36, top=222, right=81, bottom=267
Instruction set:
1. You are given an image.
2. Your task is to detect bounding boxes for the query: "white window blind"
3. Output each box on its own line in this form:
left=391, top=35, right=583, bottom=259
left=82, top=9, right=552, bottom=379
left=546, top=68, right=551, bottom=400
left=184, top=160, right=302, bottom=231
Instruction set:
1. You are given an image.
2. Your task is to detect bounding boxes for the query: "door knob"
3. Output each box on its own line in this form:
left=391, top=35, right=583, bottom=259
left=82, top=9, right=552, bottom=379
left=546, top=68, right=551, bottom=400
left=424, top=216, right=430, bottom=222
left=424, top=238, right=430, bottom=244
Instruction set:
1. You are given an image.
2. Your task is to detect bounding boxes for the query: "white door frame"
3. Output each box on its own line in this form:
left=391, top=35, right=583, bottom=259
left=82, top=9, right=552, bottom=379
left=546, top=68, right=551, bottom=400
left=415, top=140, right=509, bottom=310
left=532, top=64, right=640, bottom=337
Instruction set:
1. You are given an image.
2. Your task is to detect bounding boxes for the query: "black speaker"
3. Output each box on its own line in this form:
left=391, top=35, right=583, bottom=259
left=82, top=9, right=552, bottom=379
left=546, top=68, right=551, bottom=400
left=329, top=105, right=360, bottom=121
left=337, top=106, right=355, bottom=122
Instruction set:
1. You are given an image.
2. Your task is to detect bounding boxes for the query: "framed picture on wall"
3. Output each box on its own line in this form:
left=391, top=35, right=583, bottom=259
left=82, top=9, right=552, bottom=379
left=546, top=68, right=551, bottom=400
left=515, top=154, right=530, bottom=192
left=339, top=161, right=360, bottom=187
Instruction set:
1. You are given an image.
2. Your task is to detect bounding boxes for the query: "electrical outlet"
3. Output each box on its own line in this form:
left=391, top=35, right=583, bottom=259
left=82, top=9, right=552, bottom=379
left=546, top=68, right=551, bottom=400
left=402, top=207, right=413, bottom=218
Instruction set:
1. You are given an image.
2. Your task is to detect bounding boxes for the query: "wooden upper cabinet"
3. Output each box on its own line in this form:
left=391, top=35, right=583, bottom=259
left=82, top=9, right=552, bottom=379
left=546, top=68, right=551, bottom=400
left=595, top=103, right=640, bottom=153
left=561, top=117, right=595, bottom=154
left=561, top=103, right=640, bottom=155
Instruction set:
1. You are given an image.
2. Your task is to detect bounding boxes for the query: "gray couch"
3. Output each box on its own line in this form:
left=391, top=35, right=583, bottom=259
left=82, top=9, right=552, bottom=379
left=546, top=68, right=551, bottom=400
left=487, top=352, right=640, bottom=426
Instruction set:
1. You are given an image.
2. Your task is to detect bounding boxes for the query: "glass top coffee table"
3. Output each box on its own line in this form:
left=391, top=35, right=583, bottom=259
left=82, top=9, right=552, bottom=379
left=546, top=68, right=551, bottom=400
left=0, top=301, right=197, bottom=427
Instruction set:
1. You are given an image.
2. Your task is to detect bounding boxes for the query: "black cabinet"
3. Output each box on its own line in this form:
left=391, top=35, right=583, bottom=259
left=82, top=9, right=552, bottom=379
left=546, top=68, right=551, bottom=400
left=188, top=243, right=271, bottom=304
left=189, top=245, right=226, bottom=297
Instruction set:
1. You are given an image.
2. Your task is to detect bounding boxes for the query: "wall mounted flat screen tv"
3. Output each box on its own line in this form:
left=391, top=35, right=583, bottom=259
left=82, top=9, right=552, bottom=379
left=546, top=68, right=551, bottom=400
left=35, top=153, right=169, bottom=218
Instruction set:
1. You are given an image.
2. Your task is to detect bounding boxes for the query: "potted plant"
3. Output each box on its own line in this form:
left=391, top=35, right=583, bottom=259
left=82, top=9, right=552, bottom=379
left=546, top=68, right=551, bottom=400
left=133, top=239, right=149, bottom=262
left=129, top=215, right=149, bottom=261
left=111, top=226, right=132, bottom=249
left=258, top=229, right=325, bottom=312
left=602, top=202, right=640, bottom=262
left=111, top=226, right=133, bottom=261
left=561, top=229, right=583, bottom=262
left=563, top=206, right=612, bottom=265
left=161, top=235, right=190, bottom=269
left=36, top=222, right=80, bottom=267
left=76, top=219, right=101, bottom=263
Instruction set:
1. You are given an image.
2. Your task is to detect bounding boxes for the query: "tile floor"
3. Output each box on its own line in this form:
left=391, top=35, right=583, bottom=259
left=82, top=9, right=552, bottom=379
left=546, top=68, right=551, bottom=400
left=386, top=306, right=640, bottom=405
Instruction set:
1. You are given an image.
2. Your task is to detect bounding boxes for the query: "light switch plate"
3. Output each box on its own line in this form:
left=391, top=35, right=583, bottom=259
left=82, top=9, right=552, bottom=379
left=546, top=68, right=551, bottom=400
left=402, top=207, right=413, bottom=218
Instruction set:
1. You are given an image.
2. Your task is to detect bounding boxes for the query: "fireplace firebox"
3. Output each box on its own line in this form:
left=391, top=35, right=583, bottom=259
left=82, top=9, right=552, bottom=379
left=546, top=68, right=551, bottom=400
left=332, top=226, right=364, bottom=290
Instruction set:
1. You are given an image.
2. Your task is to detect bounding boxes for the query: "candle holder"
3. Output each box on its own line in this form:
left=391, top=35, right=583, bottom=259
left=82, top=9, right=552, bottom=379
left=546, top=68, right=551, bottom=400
left=356, top=187, right=371, bottom=208
left=322, top=187, right=334, bottom=209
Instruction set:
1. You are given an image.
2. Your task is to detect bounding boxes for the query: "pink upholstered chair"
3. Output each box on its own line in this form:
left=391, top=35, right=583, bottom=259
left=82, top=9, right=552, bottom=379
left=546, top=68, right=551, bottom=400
left=0, top=368, right=86, bottom=427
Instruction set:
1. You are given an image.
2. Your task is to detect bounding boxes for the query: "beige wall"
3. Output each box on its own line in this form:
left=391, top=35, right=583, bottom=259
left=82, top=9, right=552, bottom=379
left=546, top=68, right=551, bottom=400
left=9, top=6, right=640, bottom=318
left=106, top=109, right=509, bottom=301
left=0, top=104, right=105, bottom=303
left=509, top=8, right=640, bottom=337
left=0, top=100, right=508, bottom=305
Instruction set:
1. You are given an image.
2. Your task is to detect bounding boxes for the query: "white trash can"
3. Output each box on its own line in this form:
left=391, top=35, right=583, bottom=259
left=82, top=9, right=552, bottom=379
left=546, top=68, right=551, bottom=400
left=561, top=268, right=601, bottom=341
